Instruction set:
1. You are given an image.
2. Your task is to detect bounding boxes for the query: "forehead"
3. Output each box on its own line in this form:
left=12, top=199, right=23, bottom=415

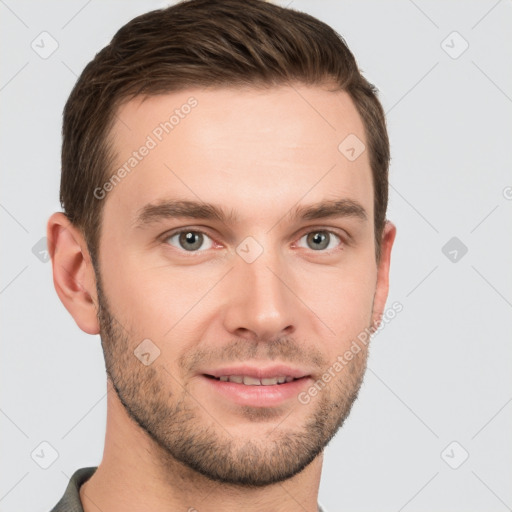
left=103, top=85, right=373, bottom=229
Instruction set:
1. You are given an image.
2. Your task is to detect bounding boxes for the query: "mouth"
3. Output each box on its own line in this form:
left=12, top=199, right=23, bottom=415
left=199, top=366, right=312, bottom=408
left=204, top=374, right=301, bottom=385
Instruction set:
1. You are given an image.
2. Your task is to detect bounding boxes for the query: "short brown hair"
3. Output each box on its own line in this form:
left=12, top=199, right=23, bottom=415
left=61, top=0, right=390, bottom=264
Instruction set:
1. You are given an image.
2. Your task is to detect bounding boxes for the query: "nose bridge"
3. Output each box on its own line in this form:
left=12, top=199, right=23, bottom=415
left=224, top=237, right=296, bottom=339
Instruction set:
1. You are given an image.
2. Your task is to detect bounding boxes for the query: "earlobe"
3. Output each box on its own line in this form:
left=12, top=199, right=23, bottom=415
left=372, top=220, right=397, bottom=330
left=47, top=212, right=100, bottom=335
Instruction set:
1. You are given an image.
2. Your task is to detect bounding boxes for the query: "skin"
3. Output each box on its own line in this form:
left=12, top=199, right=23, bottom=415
left=48, top=84, right=396, bottom=512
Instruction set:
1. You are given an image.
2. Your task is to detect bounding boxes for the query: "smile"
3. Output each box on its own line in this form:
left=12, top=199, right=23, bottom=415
left=207, top=375, right=298, bottom=385
left=201, top=372, right=312, bottom=408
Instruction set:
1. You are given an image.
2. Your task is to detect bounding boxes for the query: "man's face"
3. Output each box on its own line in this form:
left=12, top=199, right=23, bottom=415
left=95, top=85, right=389, bottom=486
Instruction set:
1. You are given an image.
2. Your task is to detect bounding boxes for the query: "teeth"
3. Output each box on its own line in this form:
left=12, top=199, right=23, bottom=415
left=215, top=375, right=296, bottom=385
left=243, top=376, right=261, bottom=386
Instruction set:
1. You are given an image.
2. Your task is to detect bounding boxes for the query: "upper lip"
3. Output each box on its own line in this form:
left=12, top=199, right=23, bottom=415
left=203, top=364, right=311, bottom=379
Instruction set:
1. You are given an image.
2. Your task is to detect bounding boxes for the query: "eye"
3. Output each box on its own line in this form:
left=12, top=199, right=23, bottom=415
left=164, top=230, right=215, bottom=252
left=296, top=230, right=343, bottom=251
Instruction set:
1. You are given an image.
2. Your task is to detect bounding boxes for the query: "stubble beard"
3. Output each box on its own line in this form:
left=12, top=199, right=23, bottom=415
left=96, top=275, right=369, bottom=487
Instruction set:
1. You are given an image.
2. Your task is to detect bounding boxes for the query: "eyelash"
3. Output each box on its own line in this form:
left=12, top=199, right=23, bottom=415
left=161, top=227, right=347, bottom=256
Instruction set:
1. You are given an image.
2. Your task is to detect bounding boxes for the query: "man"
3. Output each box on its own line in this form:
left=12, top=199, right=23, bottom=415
left=47, top=0, right=396, bottom=510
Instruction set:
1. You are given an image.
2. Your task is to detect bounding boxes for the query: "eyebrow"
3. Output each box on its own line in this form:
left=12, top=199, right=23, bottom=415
left=134, top=198, right=368, bottom=229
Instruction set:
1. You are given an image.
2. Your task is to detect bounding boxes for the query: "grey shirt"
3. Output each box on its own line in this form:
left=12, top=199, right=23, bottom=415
left=50, top=467, right=96, bottom=512
left=50, top=467, right=326, bottom=512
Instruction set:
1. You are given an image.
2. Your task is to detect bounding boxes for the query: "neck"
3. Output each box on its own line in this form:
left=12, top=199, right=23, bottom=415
left=80, top=381, right=324, bottom=512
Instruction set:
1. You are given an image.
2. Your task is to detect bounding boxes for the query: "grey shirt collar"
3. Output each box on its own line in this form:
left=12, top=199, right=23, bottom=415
left=50, top=467, right=326, bottom=512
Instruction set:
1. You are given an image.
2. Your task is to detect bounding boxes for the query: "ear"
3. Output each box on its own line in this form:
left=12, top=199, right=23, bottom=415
left=371, top=220, right=397, bottom=329
left=47, top=212, right=100, bottom=335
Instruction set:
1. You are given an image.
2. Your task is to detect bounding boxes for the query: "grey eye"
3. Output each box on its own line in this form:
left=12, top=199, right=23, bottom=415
left=298, top=231, right=341, bottom=251
left=166, top=231, right=214, bottom=252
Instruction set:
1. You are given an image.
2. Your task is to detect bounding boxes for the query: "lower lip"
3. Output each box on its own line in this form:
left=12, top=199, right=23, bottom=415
left=201, top=375, right=311, bottom=407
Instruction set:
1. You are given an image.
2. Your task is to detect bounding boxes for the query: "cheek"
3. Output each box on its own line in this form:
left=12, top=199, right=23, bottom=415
left=99, top=247, right=219, bottom=339
left=299, top=257, right=377, bottom=347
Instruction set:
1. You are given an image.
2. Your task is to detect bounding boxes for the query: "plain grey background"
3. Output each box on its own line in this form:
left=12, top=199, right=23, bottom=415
left=1, top=1, right=511, bottom=511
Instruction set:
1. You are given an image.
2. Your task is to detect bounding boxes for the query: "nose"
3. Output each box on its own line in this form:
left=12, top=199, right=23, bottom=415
left=221, top=245, right=298, bottom=342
